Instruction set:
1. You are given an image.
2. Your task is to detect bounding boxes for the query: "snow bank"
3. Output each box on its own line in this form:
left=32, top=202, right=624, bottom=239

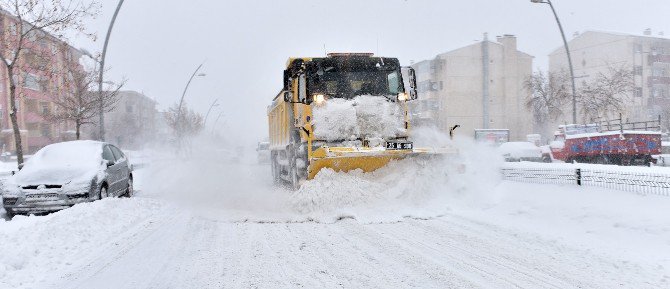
left=311, top=95, right=406, bottom=142
left=0, top=198, right=172, bottom=288
left=452, top=181, right=670, bottom=271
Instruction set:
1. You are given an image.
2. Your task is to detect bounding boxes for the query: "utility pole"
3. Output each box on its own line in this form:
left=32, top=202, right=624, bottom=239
left=531, top=0, right=578, bottom=124
left=98, top=0, right=125, bottom=141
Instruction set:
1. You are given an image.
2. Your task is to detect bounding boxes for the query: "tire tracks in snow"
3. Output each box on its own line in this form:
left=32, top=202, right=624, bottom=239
left=433, top=214, right=667, bottom=289
left=45, top=207, right=178, bottom=289
left=370, top=218, right=574, bottom=288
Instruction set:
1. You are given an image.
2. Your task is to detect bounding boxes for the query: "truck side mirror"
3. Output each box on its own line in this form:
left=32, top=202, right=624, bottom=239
left=408, top=67, right=418, bottom=100
left=283, top=91, right=291, bottom=102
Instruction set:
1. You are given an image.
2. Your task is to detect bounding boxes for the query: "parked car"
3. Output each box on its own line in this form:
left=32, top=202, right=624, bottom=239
left=652, top=141, right=670, bottom=166
left=1, top=140, right=133, bottom=218
left=498, top=141, right=543, bottom=162
left=256, top=141, right=270, bottom=164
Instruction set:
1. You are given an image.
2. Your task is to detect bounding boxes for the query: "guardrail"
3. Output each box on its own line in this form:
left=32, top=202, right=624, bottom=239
left=501, top=163, right=670, bottom=197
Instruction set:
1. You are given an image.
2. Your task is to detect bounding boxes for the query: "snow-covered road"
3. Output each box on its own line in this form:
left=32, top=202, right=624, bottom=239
left=44, top=204, right=663, bottom=289
left=1, top=147, right=669, bottom=288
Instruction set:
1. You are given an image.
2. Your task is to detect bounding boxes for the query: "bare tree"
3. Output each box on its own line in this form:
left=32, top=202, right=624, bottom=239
left=0, top=0, right=100, bottom=166
left=524, top=70, right=571, bottom=132
left=43, top=64, right=123, bottom=140
left=577, top=65, right=635, bottom=122
left=165, top=103, right=204, bottom=138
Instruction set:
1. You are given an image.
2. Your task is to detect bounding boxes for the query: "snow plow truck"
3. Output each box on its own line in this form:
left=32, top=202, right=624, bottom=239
left=268, top=53, right=456, bottom=189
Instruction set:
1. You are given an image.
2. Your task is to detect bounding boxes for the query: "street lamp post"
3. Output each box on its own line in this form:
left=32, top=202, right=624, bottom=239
left=98, top=0, right=125, bottom=141
left=211, top=111, right=224, bottom=134
left=175, top=63, right=206, bottom=137
left=532, top=0, right=578, bottom=124
left=203, top=99, right=219, bottom=127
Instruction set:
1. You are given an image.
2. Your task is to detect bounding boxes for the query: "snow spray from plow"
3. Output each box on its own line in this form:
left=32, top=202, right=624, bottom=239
left=140, top=134, right=503, bottom=224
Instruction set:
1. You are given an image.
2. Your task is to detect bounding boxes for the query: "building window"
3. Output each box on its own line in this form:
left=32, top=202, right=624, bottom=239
left=40, top=102, right=49, bottom=114
left=634, top=66, right=643, bottom=76
left=23, top=73, right=41, bottom=91
left=26, top=123, right=39, bottom=137
left=652, top=67, right=665, bottom=77
left=24, top=99, right=37, bottom=113
left=41, top=124, right=51, bottom=138
left=634, top=87, right=643, bottom=98
left=634, top=43, right=643, bottom=53
left=8, top=22, right=17, bottom=36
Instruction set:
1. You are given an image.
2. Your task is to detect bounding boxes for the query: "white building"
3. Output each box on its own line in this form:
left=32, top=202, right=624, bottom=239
left=412, top=34, right=534, bottom=141
left=549, top=30, right=670, bottom=129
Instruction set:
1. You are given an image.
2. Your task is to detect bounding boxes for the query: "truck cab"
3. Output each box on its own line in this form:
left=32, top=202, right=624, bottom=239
left=268, top=53, right=421, bottom=188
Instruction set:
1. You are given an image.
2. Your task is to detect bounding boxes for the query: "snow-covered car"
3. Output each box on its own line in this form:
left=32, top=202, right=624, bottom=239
left=1, top=141, right=133, bottom=217
left=256, top=141, right=270, bottom=164
left=498, top=141, right=543, bottom=162
left=540, top=145, right=553, bottom=163
left=652, top=142, right=670, bottom=166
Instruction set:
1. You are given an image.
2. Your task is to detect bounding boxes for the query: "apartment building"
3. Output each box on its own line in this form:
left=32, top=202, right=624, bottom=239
left=104, top=91, right=158, bottom=150
left=549, top=30, right=670, bottom=128
left=0, top=9, right=83, bottom=153
left=411, top=34, right=534, bottom=141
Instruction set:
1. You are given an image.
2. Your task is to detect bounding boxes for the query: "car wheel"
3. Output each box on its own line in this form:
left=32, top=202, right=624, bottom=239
left=124, top=178, right=134, bottom=198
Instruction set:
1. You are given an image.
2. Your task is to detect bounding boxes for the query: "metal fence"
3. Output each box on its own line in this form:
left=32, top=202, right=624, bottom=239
left=501, top=165, right=670, bottom=197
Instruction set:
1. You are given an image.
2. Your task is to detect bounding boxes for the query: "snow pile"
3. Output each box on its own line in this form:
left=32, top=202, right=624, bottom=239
left=311, top=95, right=406, bottom=142
left=288, top=137, right=503, bottom=223
left=0, top=197, right=171, bottom=288
left=453, top=181, right=670, bottom=271
left=497, top=141, right=542, bottom=159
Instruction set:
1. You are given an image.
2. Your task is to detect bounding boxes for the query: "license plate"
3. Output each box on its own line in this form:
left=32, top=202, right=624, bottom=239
left=26, top=193, right=59, bottom=201
left=386, top=141, right=413, bottom=150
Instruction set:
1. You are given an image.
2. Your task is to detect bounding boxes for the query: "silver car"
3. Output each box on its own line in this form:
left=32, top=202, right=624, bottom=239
left=2, top=140, right=133, bottom=218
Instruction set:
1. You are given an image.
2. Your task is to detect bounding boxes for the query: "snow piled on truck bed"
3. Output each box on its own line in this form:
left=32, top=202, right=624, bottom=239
left=311, top=95, right=406, bottom=141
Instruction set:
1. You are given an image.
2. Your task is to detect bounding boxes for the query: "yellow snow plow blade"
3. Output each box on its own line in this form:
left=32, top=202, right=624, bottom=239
left=307, top=146, right=458, bottom=180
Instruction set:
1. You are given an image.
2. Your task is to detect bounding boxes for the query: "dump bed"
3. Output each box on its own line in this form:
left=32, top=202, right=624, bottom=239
left=563, top=131, right=662, bottom=157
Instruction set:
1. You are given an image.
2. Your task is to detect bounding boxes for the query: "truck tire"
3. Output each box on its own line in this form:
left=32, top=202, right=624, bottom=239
left=288, top=144, right=306, bottom=190
left=289, top=159, right=300, bottom=190
left=270, top=152, right=281, bottom=184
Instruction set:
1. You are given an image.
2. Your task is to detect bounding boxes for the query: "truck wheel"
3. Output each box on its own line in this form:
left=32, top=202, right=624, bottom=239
left=270, top=152, right=281, bottom=184
left=288, top=144, right=306, bottom=190
left=289, top=160, right=300, bottom=190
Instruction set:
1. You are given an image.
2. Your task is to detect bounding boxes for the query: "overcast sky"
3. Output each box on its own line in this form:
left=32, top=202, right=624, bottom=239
left=72, top=0, right=670, bottom=143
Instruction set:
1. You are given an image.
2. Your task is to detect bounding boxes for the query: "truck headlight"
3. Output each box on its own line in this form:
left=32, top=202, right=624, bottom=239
left=314, top=94, right=325, bottom=105
left=397, top=92, right=408, bottom=101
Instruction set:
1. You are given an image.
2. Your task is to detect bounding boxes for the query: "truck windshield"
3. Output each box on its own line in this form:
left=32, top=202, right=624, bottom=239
left=307, top=58, right=404, bottom=99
